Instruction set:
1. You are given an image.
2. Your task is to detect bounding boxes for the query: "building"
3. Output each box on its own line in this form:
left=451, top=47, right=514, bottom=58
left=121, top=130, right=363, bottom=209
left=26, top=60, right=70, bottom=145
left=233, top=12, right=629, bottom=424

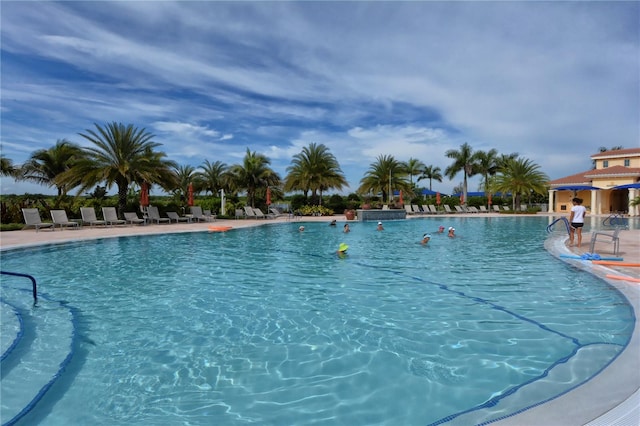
left=548, top=147, right=640, bottom=216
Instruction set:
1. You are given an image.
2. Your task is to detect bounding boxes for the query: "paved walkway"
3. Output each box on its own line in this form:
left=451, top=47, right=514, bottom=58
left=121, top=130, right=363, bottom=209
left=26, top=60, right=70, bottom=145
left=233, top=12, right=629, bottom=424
left=1, top=212, right=638, bottom=425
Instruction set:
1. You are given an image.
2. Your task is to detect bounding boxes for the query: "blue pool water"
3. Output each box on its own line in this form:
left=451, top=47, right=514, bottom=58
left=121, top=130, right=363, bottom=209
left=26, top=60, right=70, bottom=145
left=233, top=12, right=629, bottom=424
left=0, top=216, right=635, bottom=425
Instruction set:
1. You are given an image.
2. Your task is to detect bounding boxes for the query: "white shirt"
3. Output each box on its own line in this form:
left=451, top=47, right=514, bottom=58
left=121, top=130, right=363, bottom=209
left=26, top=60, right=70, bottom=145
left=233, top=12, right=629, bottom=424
left=570, top=205, right=587, bottom=223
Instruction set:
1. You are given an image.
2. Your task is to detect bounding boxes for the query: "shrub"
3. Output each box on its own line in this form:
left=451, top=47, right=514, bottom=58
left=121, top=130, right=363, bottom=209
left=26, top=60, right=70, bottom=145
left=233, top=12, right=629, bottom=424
left=296, top=205, right=334, bottom=216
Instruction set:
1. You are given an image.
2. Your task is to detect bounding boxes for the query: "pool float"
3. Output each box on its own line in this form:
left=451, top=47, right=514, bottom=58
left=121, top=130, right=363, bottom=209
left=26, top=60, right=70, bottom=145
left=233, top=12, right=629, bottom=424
left=592, top=261, right=640, bottom=267
left=208, top=225, right=233, bottom=232
left=559, top=254, right=624, bottom=261
left=605, top=274, right=640, bottom=283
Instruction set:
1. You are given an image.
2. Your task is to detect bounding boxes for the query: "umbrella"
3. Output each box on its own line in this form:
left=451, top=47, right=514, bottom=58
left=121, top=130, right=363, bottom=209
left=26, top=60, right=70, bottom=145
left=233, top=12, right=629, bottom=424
left=266, top=186, right=271, bottom=206
left=421, top=189, right=438, bottom=196
left=187, top=183, right=194, bottom=206
left=399, top=190, right=404, bottom=205
left=554, top=185, right=601, bottom=191
left=436, top=192, right=441, bottom=205
left=612, top=183, right=640, bottom=190
left=488, top=192, right=492, bottom=206
left=140, top=182, right=149, bottom=207
left=460, top=193, right=464, bottom=204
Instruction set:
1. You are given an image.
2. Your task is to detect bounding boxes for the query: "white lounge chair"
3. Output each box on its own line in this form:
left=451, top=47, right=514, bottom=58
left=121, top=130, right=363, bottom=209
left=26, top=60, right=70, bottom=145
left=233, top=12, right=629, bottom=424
left=404, top=205, right=415, bottom=215
left=166, top=211, right=190, bottom=223
left=102, top=207, right=126, bottom=227
left=80, top=207, right=107, bottom=227
left=269, top=207, right=288, bottom=218
left=203, top=209, right=217, bottom=222
left=124, top=212, right=145, bottom=225
left=493, top=205, right=501, bottom=212
left=444, top=205, right=454, bottom=214
left=467, top=206, right=480, bottom=213
left=51, top=209, right=80, bottom=230
left=454, top=205, right=466, bottom=213
left=235, top=209, right=245, bottom=219
left=244, top=206, right=264, bottom=219
left=22, top=208, right=54, bottom=232
left=147, top=206, right=170, bottom=224
left=479, top=206, right=488, bottom=213
left=253, top=207, right=273, bottom=219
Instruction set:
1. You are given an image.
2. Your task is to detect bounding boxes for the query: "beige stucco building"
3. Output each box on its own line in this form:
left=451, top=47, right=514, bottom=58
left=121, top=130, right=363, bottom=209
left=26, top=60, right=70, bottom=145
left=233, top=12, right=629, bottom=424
left=548, top=147, right=640, bottom=216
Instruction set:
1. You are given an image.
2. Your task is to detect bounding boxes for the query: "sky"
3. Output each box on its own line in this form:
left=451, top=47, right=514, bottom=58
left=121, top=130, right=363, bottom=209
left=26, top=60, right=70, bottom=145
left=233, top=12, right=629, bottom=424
left=1, top=1, right=639, bottom=197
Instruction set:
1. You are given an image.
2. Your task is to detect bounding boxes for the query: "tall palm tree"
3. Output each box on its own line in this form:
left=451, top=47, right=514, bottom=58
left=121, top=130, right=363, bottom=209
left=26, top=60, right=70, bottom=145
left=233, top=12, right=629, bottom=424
left=417, top=165, right=443, bottom=191
left=358, top=154, right=410, bottom=203
left=1, top=155, right=19, bottom=178
left=59, top=122, right=177, bottom=215
left=493, top=157, right=549, bottom=209
left=284, top=143, right=347, bottom=205
left=229, top=148, right=280, bottom=207
left=21, top=139, right=85, bottom=200
left=197, top=159, right=228, bottom=196
left=403, top=157, right=426, bottom=188
left=474, top=148, right=499, bottom=201
left=444, top=142, right=478, bottom=204
left=172, top=164, right=198, bottom=202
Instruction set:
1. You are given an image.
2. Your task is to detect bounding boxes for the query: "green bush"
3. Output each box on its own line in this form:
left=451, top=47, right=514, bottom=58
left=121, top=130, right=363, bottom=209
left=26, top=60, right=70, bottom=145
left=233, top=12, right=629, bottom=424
left=297, top=205, right=334, bottom=216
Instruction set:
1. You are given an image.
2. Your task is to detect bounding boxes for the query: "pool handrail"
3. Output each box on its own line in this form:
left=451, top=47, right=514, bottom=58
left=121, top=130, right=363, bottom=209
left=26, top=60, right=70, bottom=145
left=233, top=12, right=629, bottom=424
left=546, top=217, right=572, bottom=235
left=1, top=271, right=38, bottom=304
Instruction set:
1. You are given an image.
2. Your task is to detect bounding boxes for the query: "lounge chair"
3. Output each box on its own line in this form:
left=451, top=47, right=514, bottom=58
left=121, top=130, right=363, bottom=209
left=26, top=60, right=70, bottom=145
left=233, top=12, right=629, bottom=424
left=124, top=212, right=145, bottom=225
left=382, top=205, right=390, bottom=210
left=412, top=205, right=423, bottom=214
left=502, top=206, right=510, bottom=212
left=253, top=207, right=274, bottom=219
left=589, top=227, right=624, bottom=255
left=454, top=205, right=466, bottom=213
left=22, top=208, right=54, bottom=232
left=190, top=206, right=212, bottom=222
left=467, top=206, right=480, bottom=213
left=404, top=205, right=415, bottom=215
left=493, top=205, right=501, bottom=213
left=147, top=205, right=170, bottom=224
left=235, top=209, right=245, bottom=219
left=51, top=209, right=80, bottom=230
left=244, top=206, right=264, bottom=219
left=479, top=206, right=488, bottom=213
left=102, top=207, right=126, bottom=227
left=427, top=205, right=442, bottom=215
left=203, top=209, right=217, bottom=222
left=80, top=207, right=107, bottom=227
left=166, top=211, right=190, bottom=223
left=269, top=207, right=288, bottom=218
left=444, top=205, right=454, bottom=214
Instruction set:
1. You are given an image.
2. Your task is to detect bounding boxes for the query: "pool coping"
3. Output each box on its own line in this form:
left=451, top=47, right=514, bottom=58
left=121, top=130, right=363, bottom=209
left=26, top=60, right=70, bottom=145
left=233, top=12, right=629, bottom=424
left=1, top=214, right=638, bottom=425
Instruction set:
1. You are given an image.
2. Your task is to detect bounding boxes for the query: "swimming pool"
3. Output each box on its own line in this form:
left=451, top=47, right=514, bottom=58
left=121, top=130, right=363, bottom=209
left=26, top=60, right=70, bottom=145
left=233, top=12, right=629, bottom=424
left=0, top=216, right=635, bottom=425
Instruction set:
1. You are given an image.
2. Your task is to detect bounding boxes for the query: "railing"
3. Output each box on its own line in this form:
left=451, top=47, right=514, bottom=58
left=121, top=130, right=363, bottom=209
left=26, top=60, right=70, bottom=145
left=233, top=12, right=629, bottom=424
left=1, top=271, right=38, bottom=304
left=602, top=213, right=628, bottom=228
left=547, top=217, right=572, bottom=235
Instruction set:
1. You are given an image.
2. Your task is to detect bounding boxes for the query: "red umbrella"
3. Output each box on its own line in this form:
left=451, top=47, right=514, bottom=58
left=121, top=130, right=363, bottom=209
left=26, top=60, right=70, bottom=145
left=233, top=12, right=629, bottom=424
left=140, top=182, right=149, bottom=207
left=460, top=193, right=464, bottom=204
left=266, top=186, right=271, bottom=206
left=488, top=193, right=492, bottom=206
left=399, top=190, right=404, bottom=205
left=187, top=183, right=194, bottom=206
left=436, top=192, right=441, bottom=205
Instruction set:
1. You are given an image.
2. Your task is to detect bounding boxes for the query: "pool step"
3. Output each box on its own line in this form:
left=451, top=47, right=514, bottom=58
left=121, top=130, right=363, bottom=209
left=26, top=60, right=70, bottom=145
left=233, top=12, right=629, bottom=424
left=0, top=286, right=75, bottom=426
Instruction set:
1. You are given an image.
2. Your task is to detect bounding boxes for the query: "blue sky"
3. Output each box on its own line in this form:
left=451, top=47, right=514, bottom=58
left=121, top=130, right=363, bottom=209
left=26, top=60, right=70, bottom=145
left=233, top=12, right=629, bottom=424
left=1, top=1, right=638, bottom=196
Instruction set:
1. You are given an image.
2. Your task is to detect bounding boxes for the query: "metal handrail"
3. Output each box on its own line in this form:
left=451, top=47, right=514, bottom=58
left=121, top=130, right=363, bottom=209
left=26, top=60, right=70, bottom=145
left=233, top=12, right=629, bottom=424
left=547, top=217, right=572, bottom=235
left=1, top=271, right=38, bottom=303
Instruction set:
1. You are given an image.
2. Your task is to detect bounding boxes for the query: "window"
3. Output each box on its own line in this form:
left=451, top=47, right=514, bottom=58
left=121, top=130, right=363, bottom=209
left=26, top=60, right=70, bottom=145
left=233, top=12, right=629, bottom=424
left=624, top=159, right=630, bottom=167
left=603, top=160, right=609, bottom=168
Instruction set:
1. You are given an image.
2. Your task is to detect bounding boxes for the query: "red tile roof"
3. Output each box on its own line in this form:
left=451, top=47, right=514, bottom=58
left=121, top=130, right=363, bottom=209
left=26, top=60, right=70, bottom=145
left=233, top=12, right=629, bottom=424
left=591, top=147, right=640, bottom=159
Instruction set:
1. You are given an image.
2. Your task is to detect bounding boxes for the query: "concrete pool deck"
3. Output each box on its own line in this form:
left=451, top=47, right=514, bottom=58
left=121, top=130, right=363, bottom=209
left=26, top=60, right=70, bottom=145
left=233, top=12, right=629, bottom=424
left=0, top=212, right=638, bottom=425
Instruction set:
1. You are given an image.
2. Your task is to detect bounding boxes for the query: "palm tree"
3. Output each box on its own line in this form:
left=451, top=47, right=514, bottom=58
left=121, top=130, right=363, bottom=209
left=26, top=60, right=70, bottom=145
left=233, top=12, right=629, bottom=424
left=403, top=157, right=426, bottom=188
left=20, top=139, right=85, bottom=200
left=493, top=157, right=549, bottom=209
left=474, top=149, right=500, bottom=206
left=59, top=122, right=177, bottom=215
left=197, top=159, right=228, bottom=196
left=417, top=165, right=443, bottom=191
left=358, top=154, right=410, bottom=203
left=284, top=143, right=347, bottom=204
left=228, top=148, right=280, bottom=207
left=1, top=155, right=19, bottom=178
left=172, top=164, right=198, bottom=202
left=444, top=142, right=478, bottom=205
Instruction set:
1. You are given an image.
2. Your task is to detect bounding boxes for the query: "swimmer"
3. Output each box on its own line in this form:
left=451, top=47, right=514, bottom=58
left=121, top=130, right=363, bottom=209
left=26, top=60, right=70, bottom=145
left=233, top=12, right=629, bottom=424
left=447, top=227, right=455, bottom=238
left=421, top=233, right=431, bottom=245
left=329, top=219, right=337, bottom=226
left=343, top=223, right=350, bottom=233
left=377, top=221, right=384, bottom=231
left=299, top=225, right=305, bottom=232
left=437, top=225, right=445, bottom=234
left=337, top=242, right=349, bottom=258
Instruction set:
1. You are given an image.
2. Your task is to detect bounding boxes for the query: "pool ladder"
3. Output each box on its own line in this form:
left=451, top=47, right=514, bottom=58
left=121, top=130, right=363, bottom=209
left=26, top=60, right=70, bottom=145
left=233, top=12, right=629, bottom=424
left=547, top=217, right=572, bottom=235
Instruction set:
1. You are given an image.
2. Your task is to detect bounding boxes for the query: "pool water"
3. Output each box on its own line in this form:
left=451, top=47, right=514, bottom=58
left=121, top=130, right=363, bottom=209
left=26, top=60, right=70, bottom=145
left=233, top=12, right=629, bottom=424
left=0, top=216, right=635, bottom=425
